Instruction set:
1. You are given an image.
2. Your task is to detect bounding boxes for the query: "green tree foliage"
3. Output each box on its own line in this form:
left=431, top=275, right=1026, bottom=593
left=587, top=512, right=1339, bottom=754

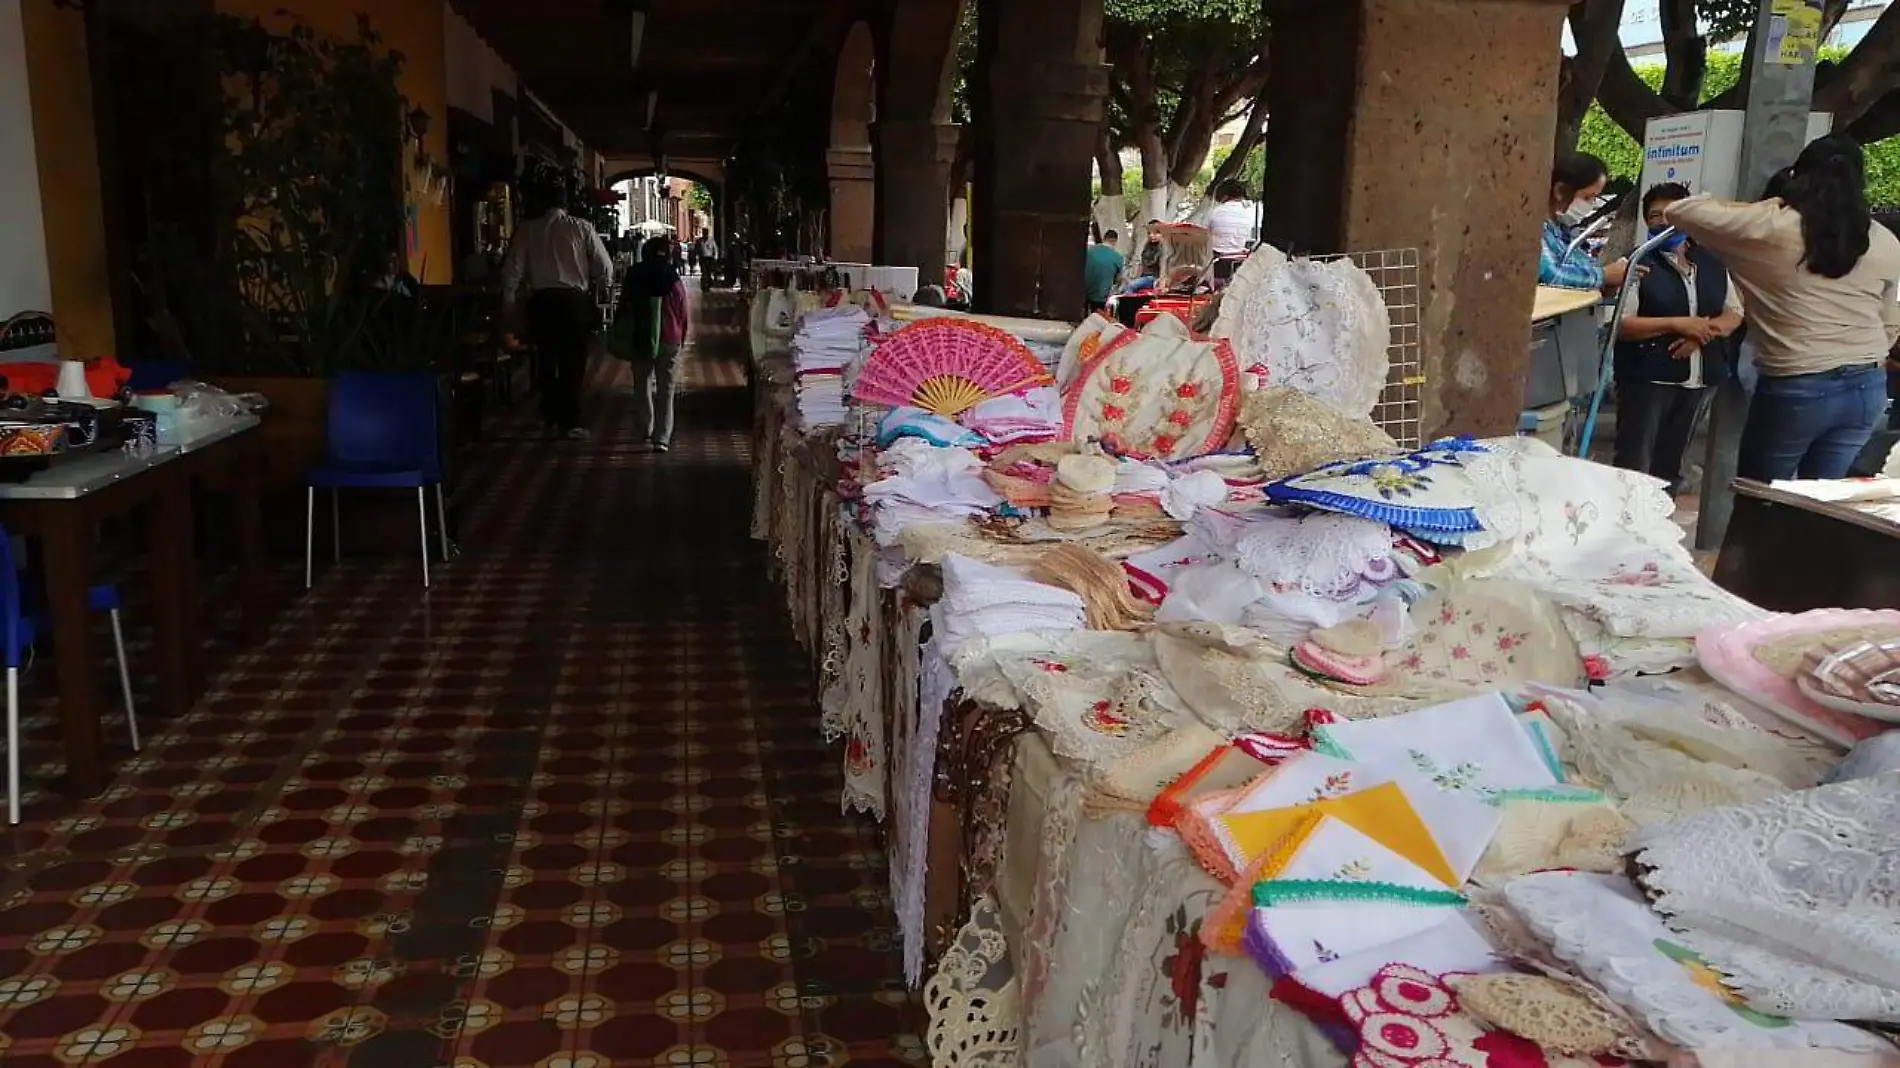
left=1575, top=48, right=1900, bottom=205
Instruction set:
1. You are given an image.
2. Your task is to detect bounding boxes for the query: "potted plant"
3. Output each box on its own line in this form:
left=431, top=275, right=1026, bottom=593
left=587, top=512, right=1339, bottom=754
left=127, top=12, right=415, bottom=487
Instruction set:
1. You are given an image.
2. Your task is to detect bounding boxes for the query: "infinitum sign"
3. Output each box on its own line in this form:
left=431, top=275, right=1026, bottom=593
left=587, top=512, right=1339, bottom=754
left=1640, top=110, right=1832, bottom=200
left=1642, top=112, right=1712, bottom=195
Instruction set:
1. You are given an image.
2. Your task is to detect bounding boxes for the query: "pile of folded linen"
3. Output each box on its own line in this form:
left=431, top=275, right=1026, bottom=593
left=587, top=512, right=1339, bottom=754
left=791, top=305, right=870, bottom=428
left=860, top=439, right=1003, bottom=547
left=959, top=386, right=1062, bottom=445
left=932, top=553, right=1087, bottom=657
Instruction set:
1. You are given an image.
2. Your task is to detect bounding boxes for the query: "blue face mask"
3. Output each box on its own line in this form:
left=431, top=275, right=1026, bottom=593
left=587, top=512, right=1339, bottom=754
left=1648, top=224, right=1688, bottom=253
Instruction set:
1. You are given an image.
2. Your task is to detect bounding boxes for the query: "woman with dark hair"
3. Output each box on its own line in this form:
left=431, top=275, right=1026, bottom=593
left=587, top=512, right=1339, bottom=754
left=1538, top=151, right=1634, bottom=290
left=502, top=162, right=615, bottom=439
left=1667, top=134, right=1900, bottom=479
left=617, top=236, right=690, bottom=453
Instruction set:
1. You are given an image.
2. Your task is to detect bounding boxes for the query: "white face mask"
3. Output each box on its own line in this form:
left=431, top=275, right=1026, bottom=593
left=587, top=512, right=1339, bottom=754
left=1560, top=200, right=1593, bottom=225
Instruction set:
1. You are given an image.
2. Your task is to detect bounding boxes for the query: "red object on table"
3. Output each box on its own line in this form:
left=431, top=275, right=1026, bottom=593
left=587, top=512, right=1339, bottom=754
left=1134, top=295, right=1209, bottom=329
left=1, top=355, right=133, bottom=397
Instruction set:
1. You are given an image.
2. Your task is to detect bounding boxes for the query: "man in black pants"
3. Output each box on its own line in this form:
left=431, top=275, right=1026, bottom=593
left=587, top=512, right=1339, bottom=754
left=1613, top=182, right=1745, bottom=494
left=501, top=165, right=614, bottom=439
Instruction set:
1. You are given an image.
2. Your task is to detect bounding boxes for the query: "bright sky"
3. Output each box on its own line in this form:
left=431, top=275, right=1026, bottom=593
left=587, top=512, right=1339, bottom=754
left=1561, top=0, right=1885, bottom=53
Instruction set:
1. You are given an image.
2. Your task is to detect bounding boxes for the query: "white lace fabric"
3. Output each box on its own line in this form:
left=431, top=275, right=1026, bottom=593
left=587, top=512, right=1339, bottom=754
left=1632, top=771, right=1900, bottom=1024
left=1459, top=439, right=1767, bottom=641
left=1504, top=871, right=1890, bottom=1053
left=1213, top=246, right=1391, bottom=416
left=1232, top=512, right=1395, bottom=600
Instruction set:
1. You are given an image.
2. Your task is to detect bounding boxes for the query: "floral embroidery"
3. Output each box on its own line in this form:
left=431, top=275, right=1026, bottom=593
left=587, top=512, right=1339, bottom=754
left=1082, top=700, right=1129, bottom=737
left=1159, top=907, right=1205, bottom=1029
left=844, top=738, right=874, bottom=775
left=1109, top=375, right=1133, bottom=394
left=1306, top=771, right=1355, bottom=802
left=1153, top=434, right=1179, bottom=454
left=1408, top=749, right=1487, bottom=795
left=1030, top=658, right=1069, bottom=674
left=1562, top=500, right=1599, bottom=544
left=1333, top=858, right=1373, bottom=881
left=1605, top=562, right=1664, bottom=587
left=1176, top=383, right=1199, bottom=399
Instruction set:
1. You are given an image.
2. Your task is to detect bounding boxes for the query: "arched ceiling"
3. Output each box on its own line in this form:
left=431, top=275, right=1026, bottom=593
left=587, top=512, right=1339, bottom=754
left=451, top=0, right=864, bottom=160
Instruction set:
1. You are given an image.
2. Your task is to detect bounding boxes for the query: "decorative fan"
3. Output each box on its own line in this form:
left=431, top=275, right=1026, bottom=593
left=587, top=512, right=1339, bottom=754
left=850, top=318, right=1052, bottom=417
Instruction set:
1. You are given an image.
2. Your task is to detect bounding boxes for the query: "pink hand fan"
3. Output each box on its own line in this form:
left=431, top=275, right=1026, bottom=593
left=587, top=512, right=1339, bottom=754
left=850, top=318, right=1051, bottom=417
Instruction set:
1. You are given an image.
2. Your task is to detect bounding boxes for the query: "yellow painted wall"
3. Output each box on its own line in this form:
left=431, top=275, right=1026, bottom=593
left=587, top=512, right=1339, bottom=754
left=216, top=0, right=452, bottom=284
left=19, top=0, right=116, bottom=361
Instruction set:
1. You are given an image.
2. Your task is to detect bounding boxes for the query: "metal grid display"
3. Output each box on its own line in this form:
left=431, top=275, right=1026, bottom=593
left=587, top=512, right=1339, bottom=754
left=1317, top=247, right=1424, bottom=449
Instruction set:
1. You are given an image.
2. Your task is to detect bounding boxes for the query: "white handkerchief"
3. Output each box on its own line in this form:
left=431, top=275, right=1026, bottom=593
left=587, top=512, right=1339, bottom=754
left=1288, top=912, right=1504, bottom=1000
left=1246, top=815, right=1464, bottom=974
left=1314, top=692, right=1558, bottom=802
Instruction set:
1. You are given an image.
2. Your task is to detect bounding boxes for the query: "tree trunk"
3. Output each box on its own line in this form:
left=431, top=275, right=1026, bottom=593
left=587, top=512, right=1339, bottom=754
left=1656, top=0, right=1708, bottom=110
left=1094, top=128, right=1132, bottom=255
left=1816, top=6, right=1900, bottom=129
left=1208, top=98, right=1268, bottom=194
left=1557, top=0, right=1628, bottom=153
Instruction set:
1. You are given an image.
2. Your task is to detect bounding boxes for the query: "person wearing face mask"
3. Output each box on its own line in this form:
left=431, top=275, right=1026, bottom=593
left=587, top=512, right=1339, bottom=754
left=1613, top=183, right=1745, bottom=494
left=1666, top=135, right=1900, bottom=480
left=1539, top=152, right=1634, bottom=291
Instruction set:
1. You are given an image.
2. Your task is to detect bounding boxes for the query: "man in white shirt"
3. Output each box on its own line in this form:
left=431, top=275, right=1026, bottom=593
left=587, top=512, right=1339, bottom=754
left=502, top=166, right=614, bottom=440
left=1205, top=179, right=1256, bottom=258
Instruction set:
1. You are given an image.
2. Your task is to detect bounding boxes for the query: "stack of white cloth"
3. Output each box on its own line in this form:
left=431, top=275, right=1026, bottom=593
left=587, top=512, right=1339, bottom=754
left=959, top=387, right=1062, bottom=444
left=860, top=439, right=1004, bottom=547
left=791, top=305, right=870, bottom=428
left=931, top=553, right=1087, bottom=657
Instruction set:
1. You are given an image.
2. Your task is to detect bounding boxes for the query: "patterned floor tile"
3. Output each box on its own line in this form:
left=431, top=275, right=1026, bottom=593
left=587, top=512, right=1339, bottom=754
left=0, top=294, right=920, bottom=1066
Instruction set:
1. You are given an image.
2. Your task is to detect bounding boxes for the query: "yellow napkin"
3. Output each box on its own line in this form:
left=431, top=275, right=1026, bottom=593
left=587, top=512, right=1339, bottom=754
left=1215, top=780, right=1458, bottom=888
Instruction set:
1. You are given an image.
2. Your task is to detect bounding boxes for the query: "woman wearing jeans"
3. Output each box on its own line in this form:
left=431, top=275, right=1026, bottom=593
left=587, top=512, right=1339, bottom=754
left=1666, top=135, right=1900, bottom=480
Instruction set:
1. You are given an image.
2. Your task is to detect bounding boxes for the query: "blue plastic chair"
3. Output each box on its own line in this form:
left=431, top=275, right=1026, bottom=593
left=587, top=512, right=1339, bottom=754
left=303, top=372, right=448, bottom=589
left=0, top=526, right=138, bottom=824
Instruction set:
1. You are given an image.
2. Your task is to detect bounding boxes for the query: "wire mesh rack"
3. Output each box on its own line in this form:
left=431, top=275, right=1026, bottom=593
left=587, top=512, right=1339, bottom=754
left=1313, top=247, right=1424, bottom=449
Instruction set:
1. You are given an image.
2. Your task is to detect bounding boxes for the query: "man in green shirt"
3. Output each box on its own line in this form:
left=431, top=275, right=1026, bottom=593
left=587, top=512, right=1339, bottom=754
left=1084, top=230, right=1126, bottom=315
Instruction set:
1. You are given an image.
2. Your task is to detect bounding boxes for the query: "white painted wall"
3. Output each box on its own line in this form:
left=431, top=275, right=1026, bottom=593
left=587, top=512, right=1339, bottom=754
left=0, top=0, right=52, bottom=320
left=443, top=6, right=515, bottom=125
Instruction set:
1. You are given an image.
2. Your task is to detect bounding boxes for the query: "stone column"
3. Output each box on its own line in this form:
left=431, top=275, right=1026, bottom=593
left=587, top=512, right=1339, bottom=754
left=1263, top=0, right=1571, bottom=438
left=873, top=119, right=959, bottom=280
left=971, top=0, right=1107, bottom=319
left=827, top=146, right=877, bottom=263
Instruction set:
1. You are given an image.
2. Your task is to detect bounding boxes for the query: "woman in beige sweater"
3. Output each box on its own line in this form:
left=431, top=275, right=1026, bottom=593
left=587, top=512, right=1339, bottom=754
left=1665, top=135, right=1900, bottom=481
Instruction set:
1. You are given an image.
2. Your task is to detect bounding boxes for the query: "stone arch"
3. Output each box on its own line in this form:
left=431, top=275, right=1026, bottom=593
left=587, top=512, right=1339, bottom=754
left=827, top=20, right=877, bottom=263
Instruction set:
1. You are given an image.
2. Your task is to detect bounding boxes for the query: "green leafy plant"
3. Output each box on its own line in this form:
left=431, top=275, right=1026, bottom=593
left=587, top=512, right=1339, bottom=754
left=1576, top=48, right=1900, bottom=206
left=131, top=12, right=415, bottom=376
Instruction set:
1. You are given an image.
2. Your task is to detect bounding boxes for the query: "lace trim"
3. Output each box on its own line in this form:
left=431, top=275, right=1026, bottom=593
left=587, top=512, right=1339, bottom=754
left=1251, top=878, right=1465, bottom=909
left=924, top=895, right=1023, bottom=1067
left=1632, top=771, right=1900, bottom=1023
left=1448, top=973, right=1648, bottom=1059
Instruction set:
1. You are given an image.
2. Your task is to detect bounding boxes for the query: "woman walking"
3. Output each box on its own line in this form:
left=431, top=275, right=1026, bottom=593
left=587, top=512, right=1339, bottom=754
left=1667, top=135, right=1900, bottom=480
left=619, top=236, right=690, bottom=453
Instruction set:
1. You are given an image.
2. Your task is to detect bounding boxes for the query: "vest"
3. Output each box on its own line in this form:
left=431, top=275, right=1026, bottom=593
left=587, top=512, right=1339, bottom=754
left=1613, top=245, right=1735, bottom=387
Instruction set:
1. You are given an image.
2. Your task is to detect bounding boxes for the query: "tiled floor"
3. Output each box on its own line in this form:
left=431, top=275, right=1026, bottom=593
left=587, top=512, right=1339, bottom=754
left=0, top=291, right=919, bottom=1067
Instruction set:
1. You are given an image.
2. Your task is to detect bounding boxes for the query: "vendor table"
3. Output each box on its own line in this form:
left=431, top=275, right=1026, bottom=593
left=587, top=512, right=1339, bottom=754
left=1715, top=477, right=1900, bottom=611
left=0, top=416, right=264, bottom=795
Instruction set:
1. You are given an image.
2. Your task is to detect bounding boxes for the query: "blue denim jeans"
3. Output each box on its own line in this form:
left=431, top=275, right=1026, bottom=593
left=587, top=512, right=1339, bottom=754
left=1737, top=363, right=1888, bottom=481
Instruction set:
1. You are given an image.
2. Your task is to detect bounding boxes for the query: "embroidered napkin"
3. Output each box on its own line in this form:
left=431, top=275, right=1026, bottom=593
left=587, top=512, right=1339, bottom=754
left=1189, top=750, right=1501, bottom=888
left=1214, top=780, right=1456, bottom=888
left=1240, top=815, right=1465, bottom=975
left=1312, top=692, right=1559, bottom=802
